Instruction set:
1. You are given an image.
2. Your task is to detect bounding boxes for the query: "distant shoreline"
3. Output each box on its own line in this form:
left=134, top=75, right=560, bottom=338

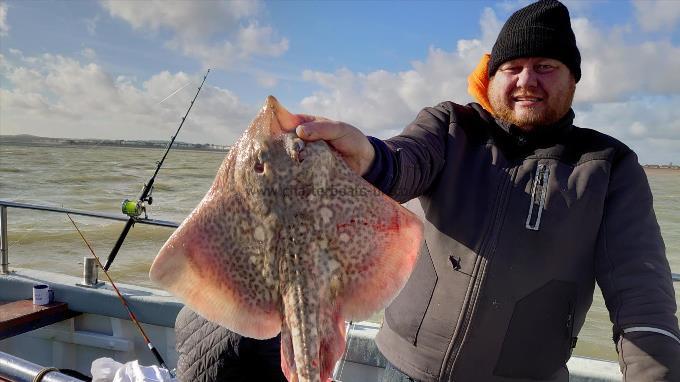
left=1, top=137, right=677, bottom=169
left=644, top=167, right=680, bottom=174
left=0, top=141, right=229, bottom=154
left=0, top=135, right=229, bottom=152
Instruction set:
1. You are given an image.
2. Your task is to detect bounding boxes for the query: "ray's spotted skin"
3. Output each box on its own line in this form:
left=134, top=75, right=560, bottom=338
left=150, top=96, right=423, bottom=382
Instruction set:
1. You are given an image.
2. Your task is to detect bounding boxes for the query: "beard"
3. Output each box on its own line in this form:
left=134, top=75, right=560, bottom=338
left=488, top=80, right=575, bottom=131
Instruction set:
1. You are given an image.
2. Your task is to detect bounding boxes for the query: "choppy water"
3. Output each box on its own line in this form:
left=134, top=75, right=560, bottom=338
left=1, top=143, right=678, bottom=361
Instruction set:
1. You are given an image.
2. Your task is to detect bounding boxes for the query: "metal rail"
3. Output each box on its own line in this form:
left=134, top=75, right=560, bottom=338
left=1, top=206, right=7, bottom=274
left=0, top=200, right=178, bottom=227
left=0, top=350, right=84, bottom=382
left=0, top=199, right=678, bottom=281
left=0, top=200, right=179, bottom=274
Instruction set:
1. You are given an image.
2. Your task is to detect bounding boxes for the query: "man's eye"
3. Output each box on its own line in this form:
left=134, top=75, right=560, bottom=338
left=501, top=66, right=521, bottom=73
left=536, top=64, right=555, bottom=73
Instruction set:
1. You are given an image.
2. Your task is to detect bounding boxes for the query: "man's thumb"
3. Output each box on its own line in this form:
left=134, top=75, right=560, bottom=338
left=296, top=123, right=335, bottom=141
left=296, top=124, right=316, bottom=140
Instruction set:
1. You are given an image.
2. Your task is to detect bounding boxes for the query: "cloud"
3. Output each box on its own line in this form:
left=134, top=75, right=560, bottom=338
left=80, top=48, right=97, bottom=61
left=100, top=0, right=288, bottom=70
left=84, top=14, right=100, bottom=36
left=237, top=22, right=289, bottom=58
left=573, top=17, right=680, bottom=102
left=0, top=51, right=254, bottom=145
left=101, top=0, right=257, bottom=40
left=298, top=7, right=502, bottom=134
left=255, top=72, right=279, bottom=88
left=574, top=96, right=680, bottom=163
left=296, top=7, right=680, bottom=163
left=633, top=0, right=680, bottom=32
left=0, top=2, right=9, bottom=36
left=494, top=0, right=595, bottom=17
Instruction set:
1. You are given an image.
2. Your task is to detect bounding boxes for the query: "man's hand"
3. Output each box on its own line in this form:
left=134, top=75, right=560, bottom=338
left=289, top=114, right=376, bottom=176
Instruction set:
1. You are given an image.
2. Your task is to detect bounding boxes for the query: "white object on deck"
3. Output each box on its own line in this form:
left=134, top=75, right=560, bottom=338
left=91, top=358, right=176, bottom=382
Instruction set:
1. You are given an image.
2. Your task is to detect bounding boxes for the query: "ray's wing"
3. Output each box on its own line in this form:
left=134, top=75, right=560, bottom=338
left=324, top=153, right=423, bottom=320
left=149, top=154, right=281, bottom=339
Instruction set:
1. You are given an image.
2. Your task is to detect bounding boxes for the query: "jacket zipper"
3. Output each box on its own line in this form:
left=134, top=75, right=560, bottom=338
left=525, top=163, right=550, bottom=231
left=441, top=166, right=517, bottom=379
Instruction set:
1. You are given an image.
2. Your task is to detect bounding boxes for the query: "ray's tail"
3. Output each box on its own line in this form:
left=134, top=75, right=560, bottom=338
left=281, top=282, right=320, bottom=382
left=280, top=281, right=347, bottom=382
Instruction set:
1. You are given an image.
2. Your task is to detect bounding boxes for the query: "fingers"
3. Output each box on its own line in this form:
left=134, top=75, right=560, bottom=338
left=286, top=114, right=374, bottom=175
left=279, top=114, right=325, bottom=133
left=295, top=114, right=322, bottom=124
left=296, top=121, right=349, bottom=143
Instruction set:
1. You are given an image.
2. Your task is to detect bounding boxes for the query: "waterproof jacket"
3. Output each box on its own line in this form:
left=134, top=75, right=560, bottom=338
left=364, top=102, right=680, bottom=382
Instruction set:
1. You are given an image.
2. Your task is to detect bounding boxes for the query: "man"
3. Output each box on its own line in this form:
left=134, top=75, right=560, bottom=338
left=292, top=0, right=680, bottom=381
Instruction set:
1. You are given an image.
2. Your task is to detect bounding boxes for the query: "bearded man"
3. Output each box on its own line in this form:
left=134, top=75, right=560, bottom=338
left=292, top=0, right=680, bottom=381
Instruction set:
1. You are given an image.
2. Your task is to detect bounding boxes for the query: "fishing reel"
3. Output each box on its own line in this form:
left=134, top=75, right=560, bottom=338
left=121, top=184, right=154, bottom=219
left=121, top=199, right=147, bottom=219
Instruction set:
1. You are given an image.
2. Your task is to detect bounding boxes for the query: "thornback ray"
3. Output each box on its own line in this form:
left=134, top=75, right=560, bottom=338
left=149, top=95, right=423, bottom=382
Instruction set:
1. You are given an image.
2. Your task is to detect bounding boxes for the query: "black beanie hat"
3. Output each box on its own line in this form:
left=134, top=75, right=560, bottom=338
left=489, top=0, right=581, bottom=82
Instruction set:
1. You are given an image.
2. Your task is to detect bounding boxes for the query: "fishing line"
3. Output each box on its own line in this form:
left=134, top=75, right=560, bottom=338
left=157, top=82, right=191, bottom=105
left=66, top=213, right=173, bottom=375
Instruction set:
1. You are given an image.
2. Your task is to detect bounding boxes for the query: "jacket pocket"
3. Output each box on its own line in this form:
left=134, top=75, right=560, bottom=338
left=384, top=240, right=437, bottom=345
left=493, top=280, right=577, bottom=379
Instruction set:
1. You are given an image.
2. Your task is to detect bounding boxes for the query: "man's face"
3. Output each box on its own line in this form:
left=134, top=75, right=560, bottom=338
left=488, top=57, right=576, bottom=131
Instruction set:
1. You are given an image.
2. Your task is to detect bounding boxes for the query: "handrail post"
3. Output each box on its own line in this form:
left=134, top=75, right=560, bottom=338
left=1, top=206, right=8, bottom=274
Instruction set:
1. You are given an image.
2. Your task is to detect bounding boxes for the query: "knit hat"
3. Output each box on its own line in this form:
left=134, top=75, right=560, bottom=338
left=488, top=0, right=581, bottom=82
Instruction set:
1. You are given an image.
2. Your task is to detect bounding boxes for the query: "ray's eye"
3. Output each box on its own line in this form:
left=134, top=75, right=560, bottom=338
left=254, top=159, right=265, bottom=174
left=254, top=150, right=267, bottom=174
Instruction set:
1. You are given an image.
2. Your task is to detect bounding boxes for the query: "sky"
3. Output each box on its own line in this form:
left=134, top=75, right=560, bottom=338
left=1, top=0, right=679, bottom=164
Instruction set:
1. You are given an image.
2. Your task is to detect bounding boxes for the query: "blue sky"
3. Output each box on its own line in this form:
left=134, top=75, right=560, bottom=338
left=1, top=0, right=679, bottom=164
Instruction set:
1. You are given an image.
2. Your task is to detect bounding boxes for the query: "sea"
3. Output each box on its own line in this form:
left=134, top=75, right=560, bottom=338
left=1, top=143, right=678, bottom=362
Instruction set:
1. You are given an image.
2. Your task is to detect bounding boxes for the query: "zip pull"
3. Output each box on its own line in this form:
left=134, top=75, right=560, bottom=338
left=525, top=163, right=550, bottom=231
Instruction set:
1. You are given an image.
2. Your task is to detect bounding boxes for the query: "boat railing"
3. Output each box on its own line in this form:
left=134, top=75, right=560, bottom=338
left=0, top=350, right=84, bottom=382
left=0, top=199, right=678, bottom=282
left=0, top=199, right=178, bottom=274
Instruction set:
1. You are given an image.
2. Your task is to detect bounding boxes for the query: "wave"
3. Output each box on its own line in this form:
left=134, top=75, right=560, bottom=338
left=8, top=224, right=173, bottom=245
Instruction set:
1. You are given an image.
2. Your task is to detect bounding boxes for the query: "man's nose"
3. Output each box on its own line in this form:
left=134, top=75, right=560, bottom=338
left=516, top=67, right=538, bottom=88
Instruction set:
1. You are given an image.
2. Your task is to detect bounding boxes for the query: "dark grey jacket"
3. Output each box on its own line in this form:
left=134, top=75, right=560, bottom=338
left=174, top=307, right=286, bottom=382
left=365, top=102, right=680, bottom=381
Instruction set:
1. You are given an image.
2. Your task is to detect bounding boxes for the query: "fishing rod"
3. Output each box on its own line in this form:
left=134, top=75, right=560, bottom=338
left=66, top=214, right=173, bottom=375
left=104, top=69, right=210, bottom=271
